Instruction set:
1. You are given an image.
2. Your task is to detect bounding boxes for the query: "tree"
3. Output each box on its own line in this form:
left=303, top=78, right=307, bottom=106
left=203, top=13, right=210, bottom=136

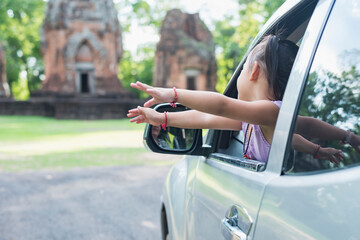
left=115, top=0, right=180, bottom=98
left=213, top=0, right=285, bottom=93
left=119, top=44, right=155, bottom=98
left=0, top=0, right=46, bottom=99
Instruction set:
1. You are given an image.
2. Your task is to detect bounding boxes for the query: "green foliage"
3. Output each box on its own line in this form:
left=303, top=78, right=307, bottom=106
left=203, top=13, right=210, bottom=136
left=116, top=0, right=179, bottom=31
left=119, top=44, right=155, bottom=98
left=115, top=0, right=182, bottom=98
left=0, top=0, right=45, bottom=99
left=300, top=66, right=360, bottom=127
left=213, top=0, right=285, bottom=93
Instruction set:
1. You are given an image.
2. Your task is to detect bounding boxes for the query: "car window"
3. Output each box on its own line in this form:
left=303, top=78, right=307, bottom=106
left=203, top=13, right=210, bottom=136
left=284, top=0, right=360, bottom=174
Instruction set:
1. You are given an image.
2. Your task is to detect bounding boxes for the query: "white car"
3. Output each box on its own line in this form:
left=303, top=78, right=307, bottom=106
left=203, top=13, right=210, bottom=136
left=143, top=0, right=360, bottom=239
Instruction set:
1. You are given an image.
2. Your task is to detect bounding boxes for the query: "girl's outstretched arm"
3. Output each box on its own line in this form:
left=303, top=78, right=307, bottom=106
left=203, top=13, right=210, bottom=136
left=296, top=116, right=360, bottom=154
left=131, top=81, right=279, bottom=127
left=292, top=134, right=344, bottom=164
left=127, top=107, right=243, bottom=130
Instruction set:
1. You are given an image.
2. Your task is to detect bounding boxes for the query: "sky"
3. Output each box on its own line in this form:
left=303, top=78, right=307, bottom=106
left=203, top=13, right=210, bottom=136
left=118, top=0, right=239, bottom=56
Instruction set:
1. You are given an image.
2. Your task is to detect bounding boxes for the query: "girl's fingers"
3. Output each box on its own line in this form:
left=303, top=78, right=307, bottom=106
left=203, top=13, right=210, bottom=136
left=135, top=115, right=145, bottom=123
left=337, top=151, right=344, bottom=162
left=129, top=116, right=140, bottom=123
left=130, top=115, right=145, bottom=123
left=127, top=108, right=141, bottom=117
left=144, top=98, right=156, bottom=108
left=135, top=81, right=152, bottom=92
left=330, top=150, right=343, bottom=164
left=128, top=108, right=139, bottom=114
left=137, top=106, right=144, bottom=113
left=130, top=82, right=149, bottom=93
left=127, top=112, right=138, bottom=118
left=137, top=81, right=152, bottom=89
left=146, top=88, right=156, bottom=95
left=130, top=82, right=141, bottom=90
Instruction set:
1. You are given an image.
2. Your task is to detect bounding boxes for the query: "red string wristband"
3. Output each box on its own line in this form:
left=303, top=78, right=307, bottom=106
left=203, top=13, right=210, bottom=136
left=170, top=87, right=177, bottom=108
left=313, top=144, right=321, bottom=159
left=161, top=111, right=168, bottom=130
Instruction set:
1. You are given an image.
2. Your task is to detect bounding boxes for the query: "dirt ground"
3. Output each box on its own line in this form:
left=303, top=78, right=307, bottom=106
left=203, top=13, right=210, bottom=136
left=0, top=165, right=176, bottom=240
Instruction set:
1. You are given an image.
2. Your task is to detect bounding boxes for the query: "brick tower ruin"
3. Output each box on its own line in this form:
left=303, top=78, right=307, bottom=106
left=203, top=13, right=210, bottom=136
left=154, top=9, right=217, bottom=91
left=41, top=0, right=124, bottom=96
left=0, top=43, right=10, bottom=98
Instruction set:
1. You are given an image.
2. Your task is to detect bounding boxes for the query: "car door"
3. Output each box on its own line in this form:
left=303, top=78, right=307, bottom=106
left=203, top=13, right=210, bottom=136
left=254, top=0, right=360, bottom=239
left=185, top=0, right=332, bottom=239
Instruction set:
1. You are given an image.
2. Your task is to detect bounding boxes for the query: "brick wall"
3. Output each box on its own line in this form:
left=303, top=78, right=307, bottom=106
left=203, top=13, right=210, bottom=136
left=0, top=98, right=144, bottom=120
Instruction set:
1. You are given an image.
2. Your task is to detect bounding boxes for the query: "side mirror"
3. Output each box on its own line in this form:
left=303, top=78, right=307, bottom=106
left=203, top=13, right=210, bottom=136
left=143, top=103, right=208, bottom=155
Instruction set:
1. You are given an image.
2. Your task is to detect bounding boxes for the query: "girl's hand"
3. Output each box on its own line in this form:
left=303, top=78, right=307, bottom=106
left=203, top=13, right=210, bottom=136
left=130, top=81, right=175, bottom=107
left=127, top=106, right=164, bottom=126
left=317, top=147, right=344, bottom=164
left=349, top=133, right=360, bottom=154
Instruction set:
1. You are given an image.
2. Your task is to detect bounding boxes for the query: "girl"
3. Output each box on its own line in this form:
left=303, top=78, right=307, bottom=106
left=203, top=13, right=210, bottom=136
left=128, top=35, right=350, bottom=163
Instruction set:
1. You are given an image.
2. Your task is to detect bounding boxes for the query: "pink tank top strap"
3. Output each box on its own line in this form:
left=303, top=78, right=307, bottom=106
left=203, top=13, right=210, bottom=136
left=242, top=100, right=282, bottom=162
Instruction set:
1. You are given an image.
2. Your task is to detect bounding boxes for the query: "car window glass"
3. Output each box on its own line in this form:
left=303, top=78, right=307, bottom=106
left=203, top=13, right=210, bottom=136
left=284, top=0, right=360, bottom=174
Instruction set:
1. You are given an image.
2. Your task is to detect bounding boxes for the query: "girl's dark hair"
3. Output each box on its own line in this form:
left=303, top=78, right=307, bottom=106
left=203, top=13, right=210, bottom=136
left=247, top=34, right=299, bottom=100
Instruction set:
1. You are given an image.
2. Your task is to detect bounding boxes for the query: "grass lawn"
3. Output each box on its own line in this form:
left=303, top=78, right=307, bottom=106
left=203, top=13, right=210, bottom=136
left=0, top=116, right=182, bottom=172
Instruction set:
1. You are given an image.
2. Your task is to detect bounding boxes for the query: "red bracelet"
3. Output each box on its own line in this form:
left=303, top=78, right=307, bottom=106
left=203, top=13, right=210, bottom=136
left=313, top=144, right=321, bottom=159
left=161, top=111, right=168, bottom=130
left=170, top=87, right=177, bottom=108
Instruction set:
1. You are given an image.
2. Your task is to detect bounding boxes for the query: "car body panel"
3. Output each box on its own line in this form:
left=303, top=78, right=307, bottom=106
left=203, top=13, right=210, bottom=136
left=186, top=156, right=277, bottom=240
left=163, top=156, right=197, bottom=240
left=255, top=166, right=360, bottom=239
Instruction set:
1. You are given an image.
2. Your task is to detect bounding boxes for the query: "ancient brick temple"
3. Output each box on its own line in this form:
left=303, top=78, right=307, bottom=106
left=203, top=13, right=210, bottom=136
left=40, top=0, right=124, bottom=96
left=0, top=0, right=142, bottom=119
left=154, top=9, right=217, bottom=91
left=0, top=43, right=10, bottom=97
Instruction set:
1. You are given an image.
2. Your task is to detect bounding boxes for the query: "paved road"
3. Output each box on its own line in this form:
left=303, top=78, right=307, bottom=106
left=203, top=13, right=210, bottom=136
left=0, top=165, right=173, bottom=240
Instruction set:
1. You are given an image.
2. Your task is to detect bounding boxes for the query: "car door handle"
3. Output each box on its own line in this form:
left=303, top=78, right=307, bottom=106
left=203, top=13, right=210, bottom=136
left=221, top=205, right=253, bottom=240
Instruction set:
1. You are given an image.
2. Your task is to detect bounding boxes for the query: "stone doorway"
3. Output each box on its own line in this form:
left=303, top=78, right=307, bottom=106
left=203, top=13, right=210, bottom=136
left=186, top=76, right=196, bottom=90
left=75, top=63, right=95, bottom=95
left=185, top=68, right=200, bottom=90
left=75, top=42, right=95, bottom=95
left=80, top=72, right=90, bottom=93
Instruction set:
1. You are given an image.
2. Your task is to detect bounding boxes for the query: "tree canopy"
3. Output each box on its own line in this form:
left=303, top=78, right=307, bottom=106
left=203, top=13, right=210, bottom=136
left=0, top=0, right=46, bottom=99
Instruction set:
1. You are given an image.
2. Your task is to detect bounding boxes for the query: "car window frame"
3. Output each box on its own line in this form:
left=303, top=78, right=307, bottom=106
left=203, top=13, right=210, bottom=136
left=268, top=0, right=336, bottom=175
left=282, top=0, right=360, bottom=175
left=205, top=0, right=328, bottom=173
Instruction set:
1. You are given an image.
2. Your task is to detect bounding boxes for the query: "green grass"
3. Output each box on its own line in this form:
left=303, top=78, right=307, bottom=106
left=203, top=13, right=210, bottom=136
left=0, top=115, right=144, bottom=142
left=0, top=116, right=181, bottom=172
